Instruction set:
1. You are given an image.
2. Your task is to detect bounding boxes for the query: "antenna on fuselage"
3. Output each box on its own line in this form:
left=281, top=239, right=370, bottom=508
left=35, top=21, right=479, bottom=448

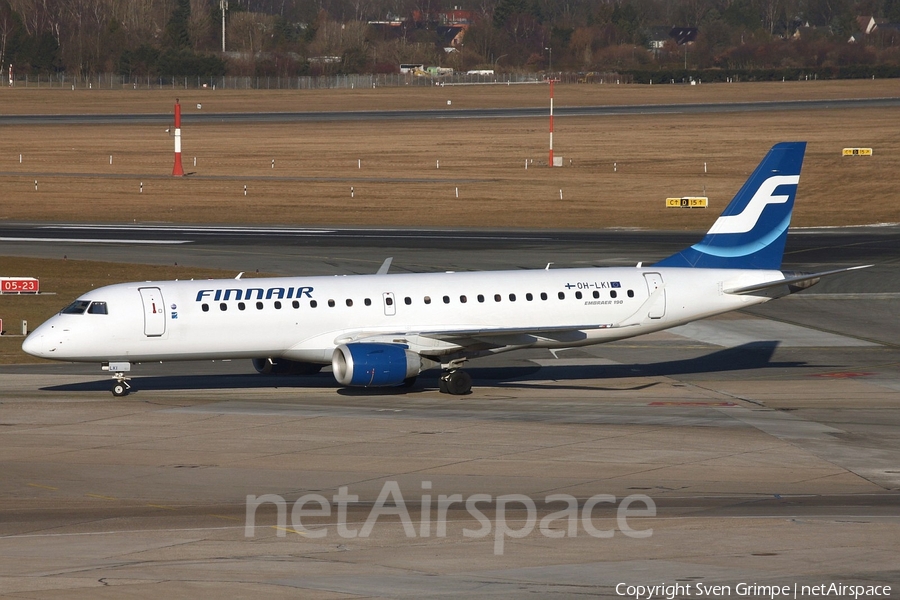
left=235, top=272, right=243, bottom=279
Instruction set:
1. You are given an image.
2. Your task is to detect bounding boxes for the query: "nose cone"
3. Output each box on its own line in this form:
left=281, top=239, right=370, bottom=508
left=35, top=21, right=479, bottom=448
left=22, top=329, right=46, bottom=357
left=22, top=320, right=56, bottom=358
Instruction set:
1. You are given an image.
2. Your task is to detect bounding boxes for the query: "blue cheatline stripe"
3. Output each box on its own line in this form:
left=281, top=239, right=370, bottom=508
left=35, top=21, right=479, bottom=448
left=689, top=213, right=791, bottom=259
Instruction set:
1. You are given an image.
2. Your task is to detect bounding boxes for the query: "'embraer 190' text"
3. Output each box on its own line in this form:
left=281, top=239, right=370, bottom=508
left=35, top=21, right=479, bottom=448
left=196, top=286, right=314, bottom=302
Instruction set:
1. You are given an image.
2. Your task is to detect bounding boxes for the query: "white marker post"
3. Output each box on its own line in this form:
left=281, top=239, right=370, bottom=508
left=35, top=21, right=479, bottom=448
left=548, top=78, right=556, bottom=167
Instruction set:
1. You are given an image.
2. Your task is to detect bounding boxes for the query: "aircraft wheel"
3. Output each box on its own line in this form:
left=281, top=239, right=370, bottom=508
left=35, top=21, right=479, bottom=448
left=444, top=370, right=472, bottom=395
left=112, top=382, right=129, bottom=397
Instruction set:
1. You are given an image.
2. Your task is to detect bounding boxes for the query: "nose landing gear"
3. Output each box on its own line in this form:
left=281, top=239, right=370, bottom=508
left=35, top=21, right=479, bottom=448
left=111, top=376, right=132, bottom=397
left=103, top=362, right=132, bottom=397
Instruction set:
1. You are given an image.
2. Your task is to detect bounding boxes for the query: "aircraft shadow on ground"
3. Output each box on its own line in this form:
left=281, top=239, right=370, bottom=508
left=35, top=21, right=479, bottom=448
left=41, top=342, right=814, bottom=396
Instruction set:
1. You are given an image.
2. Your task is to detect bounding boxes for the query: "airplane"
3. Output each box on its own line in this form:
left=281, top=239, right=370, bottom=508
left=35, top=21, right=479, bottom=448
left=22, top=142, right=868, bottom=397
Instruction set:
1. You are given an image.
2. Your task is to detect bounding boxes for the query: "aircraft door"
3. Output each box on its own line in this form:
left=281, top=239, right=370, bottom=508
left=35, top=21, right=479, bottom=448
left=643, top=273, right=666, bottom=319
left=139, top=287, right=166, bottom=336
left=382, top=292, right=396, bottom=316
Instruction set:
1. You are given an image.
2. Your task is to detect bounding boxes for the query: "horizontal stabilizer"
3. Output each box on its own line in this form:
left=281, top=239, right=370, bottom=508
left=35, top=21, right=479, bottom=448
left=724, top=265, right=872, bottom=295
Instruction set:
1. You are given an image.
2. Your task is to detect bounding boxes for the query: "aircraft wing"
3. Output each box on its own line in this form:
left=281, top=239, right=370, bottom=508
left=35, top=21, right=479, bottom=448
left=335, top=322, right=637, bottom=355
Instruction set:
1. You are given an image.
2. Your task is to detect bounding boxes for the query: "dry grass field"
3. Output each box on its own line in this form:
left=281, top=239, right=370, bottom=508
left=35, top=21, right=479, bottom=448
left=2, top=79, right=897, bottom=230
left=0, top=80, right=897, bottom=362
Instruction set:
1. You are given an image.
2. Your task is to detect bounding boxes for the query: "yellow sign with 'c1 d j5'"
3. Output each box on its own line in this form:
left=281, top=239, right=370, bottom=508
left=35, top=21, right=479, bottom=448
left=666, top=197, right=708, bottom=208
left=843, top=148, right=873, bottom=156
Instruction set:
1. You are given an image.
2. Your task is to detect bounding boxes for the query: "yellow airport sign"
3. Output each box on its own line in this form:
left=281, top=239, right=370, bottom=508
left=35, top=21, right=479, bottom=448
left=666, top=197, right=708, bottom=208
left=842, top=148, right=873, bottom=156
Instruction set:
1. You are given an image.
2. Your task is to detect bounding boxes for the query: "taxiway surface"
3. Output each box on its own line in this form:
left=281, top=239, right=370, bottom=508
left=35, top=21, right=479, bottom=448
left=0, top=226, right=898, bottom=598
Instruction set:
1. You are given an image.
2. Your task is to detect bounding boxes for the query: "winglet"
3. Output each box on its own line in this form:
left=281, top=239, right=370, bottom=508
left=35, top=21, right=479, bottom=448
left=376, top=257, right=393, bottom=275
left=655, top=142, right=806, bottom=270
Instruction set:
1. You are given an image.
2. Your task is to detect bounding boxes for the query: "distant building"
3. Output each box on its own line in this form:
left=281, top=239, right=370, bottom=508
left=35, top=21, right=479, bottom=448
left=646, top=26, right=672, bottom=50
left=669, top=27, right=699, bottom=45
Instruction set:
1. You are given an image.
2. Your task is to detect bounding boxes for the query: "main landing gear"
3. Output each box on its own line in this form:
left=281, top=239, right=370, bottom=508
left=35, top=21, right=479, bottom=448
left=438, top=359, right=472, bottom=395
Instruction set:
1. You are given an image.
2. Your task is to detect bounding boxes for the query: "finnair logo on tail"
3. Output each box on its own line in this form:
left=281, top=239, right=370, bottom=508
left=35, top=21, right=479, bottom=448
left=708, top=175, right=799, bottom=235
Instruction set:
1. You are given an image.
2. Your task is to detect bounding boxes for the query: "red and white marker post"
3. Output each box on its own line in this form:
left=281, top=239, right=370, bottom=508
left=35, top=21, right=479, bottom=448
left=172, top=99, right=185, bottom=176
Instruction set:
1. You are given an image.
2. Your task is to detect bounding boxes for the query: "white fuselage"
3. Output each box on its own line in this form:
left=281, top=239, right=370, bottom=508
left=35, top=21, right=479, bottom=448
left=23, top=266, right=784, bottom=365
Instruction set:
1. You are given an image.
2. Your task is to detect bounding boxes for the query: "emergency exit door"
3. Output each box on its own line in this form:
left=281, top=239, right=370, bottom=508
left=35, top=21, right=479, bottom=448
left=139, top=287, right=166, bottom=336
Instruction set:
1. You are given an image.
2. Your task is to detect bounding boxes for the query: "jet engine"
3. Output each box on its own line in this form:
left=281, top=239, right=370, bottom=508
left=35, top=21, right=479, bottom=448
left=252, top=358, right=323, bottom=376
left=331, top=343, right=424, bottom=387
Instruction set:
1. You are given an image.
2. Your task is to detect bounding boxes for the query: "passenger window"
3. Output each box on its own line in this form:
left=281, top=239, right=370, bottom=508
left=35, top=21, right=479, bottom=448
left=365, top=298, right=372, bottom=306
left=61, top=300, right=91, bottom=314
left=87, top=301, right=108, bottom=314
left=239, top=302, right=246, bottom=310
left=443, top=295, right=450, bottom=304
left=627, top=290, right=635, bottom=298
left=424, top=296, right=431, bottom=305
left=460, top=295, right=467, bottom=303
left=610, top=290, right=617, bottom=298
left=310, top=300, right=318, bottom=308
left=509, top=293, right=516, bottom=302
left=404, top=297, right=412, bottom=305
left=292, top=300, right=299, bottom=309
left=346, top=299, right=353, bottom=307
left=526, top=293, right=533, bottom=301
left=558, top=292, right=565, bottom=300
left=575, top=291, right=582, bottom=299
left=540, top=292, right=548, bottom=301
left=275, top=301, right=282, bottom=309
left=201, top=304, right=209, bottom=312
left=220, top=303, right=227, bottom=311
left=593, top=291, right=600, bottom=299
left=494, top=294, right=501, bottom=302
left=385, top=297, right=393, bottom=306
left=328, top=299, right=336, bottom=307
left=477, top=294, right=485, bottom=303
left=256, top=301, right=264, bottom=310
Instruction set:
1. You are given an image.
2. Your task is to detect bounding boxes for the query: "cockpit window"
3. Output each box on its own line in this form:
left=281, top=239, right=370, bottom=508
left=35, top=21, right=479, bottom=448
left=88, top=302, right=108, bottom=315
left=61, top=300, right=91, bottom=315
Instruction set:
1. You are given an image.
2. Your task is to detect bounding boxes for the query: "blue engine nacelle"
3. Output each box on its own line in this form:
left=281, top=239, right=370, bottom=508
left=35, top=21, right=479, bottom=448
left=331, top=343, right=422, bottom=387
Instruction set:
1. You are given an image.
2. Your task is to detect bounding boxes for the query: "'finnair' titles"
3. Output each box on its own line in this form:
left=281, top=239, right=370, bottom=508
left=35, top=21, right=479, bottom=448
left=23, top=142, right=869, bottom=396
left=195, top=286, right=315, bottom=302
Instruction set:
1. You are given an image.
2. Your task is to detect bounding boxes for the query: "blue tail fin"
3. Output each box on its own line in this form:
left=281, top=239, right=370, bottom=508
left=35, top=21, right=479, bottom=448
left=655, top=142, right=806, bottom=270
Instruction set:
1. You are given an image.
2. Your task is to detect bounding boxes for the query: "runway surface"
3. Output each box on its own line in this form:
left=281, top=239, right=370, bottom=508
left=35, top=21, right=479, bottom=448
left=2, top=96, right=900, bottom=125
left=1, top=225, right=898, bottom=597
